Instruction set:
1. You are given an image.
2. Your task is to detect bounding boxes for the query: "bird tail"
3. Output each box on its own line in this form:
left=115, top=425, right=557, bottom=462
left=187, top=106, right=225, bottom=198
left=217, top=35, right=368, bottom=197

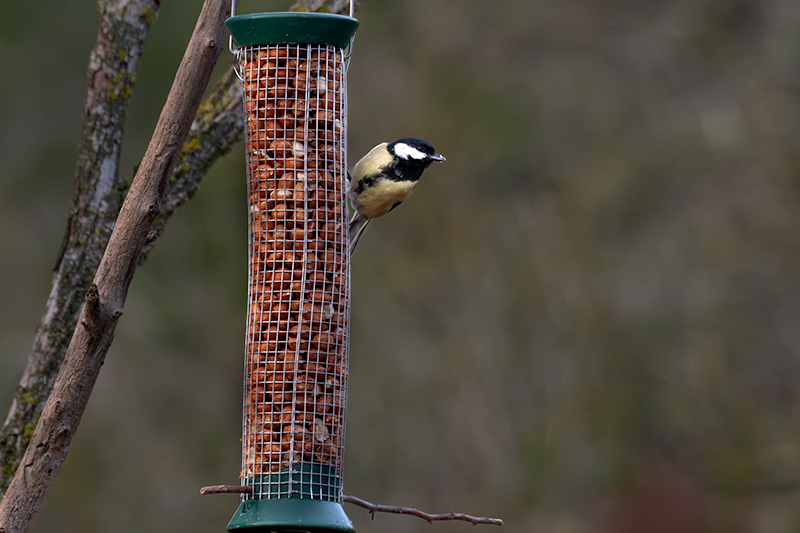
left=348, top=216, right=370, bottom=255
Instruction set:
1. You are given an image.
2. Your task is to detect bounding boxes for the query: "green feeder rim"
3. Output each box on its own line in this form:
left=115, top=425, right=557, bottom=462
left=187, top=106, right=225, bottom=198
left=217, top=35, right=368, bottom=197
left=227, top=498, right=356, bottom=533
left=226, top=13, right=359, bottom=49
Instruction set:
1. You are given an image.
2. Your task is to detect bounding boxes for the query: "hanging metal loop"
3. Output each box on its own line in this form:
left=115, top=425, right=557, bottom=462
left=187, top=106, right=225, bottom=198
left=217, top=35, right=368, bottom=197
left=229, top=0, right=355, bottom=22
left=343, top=33, right=355, bottom=73
left=229, top=0, right=243, bottom=79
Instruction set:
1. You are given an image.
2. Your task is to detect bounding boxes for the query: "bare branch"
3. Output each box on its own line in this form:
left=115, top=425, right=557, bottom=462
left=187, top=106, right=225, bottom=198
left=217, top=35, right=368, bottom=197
left=0, top=0, right=231, bottom=530
left=140, top=66, right=243, bottom=260
left=196, top=487, right=503, bottom=527
left=0, top=0, right=160, bottom=494
left=200, top=485, right=253, bottom=495
left=343, top=495, right=504, bottom=526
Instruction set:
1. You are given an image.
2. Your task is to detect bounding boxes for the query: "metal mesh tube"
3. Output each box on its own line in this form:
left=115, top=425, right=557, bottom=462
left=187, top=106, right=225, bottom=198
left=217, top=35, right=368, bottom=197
left=239, top=43, right=349, bottom=502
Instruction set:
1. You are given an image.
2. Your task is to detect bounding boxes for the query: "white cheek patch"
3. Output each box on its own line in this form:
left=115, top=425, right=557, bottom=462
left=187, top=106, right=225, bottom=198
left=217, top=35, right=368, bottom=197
left=394, top=142, right=427, bottom=160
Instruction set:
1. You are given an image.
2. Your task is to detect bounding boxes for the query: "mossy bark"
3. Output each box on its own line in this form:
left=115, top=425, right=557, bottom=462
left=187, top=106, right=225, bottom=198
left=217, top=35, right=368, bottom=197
left=0, top=1, right=231, bottom=527
left=0, top=0, right=160, bottom=494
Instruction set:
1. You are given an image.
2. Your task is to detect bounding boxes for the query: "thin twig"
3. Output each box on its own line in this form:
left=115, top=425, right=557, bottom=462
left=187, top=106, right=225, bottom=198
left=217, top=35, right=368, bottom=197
left=343, top=494, right=504, bottom=526
left=200, top=484, right=253, bottom=495
left=197, top=487, right=502, bottom=526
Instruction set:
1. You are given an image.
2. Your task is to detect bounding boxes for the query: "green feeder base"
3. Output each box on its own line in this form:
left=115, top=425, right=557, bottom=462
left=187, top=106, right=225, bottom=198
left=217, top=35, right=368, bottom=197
left=227, top=497, right=356, bottom=533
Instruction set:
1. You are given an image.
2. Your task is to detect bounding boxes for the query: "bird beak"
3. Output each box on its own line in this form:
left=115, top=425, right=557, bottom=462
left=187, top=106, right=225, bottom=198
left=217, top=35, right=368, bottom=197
left=430, top=153, right=446, bottom=162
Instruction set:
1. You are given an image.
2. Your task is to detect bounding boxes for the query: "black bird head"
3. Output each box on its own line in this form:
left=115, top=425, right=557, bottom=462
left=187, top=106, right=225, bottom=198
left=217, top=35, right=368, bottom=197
left=386, top=138, right=445, bottom=181
left=389, top=138, right=445, bottom=164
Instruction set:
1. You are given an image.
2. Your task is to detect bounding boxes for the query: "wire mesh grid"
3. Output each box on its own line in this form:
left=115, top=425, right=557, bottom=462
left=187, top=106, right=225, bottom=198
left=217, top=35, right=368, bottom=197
left=239, top=43, right=349, bottom=502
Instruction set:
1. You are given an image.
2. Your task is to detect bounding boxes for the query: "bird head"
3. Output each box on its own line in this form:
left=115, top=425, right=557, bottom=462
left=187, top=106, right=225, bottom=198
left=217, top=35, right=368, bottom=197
left=388, top=138, right=446, bottom=169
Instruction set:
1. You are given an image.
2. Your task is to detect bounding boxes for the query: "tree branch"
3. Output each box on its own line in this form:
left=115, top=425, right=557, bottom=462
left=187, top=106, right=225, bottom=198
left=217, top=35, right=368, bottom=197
left=139, top=66, right=243, bottom=260
left=200, top=484, right=253, bottom=495
left=197, top=487, right=503, bottom=526
left=0, top=1, right=230, bottom=530
left=0, top=0, right=160, bottom=493
left=343, top=495, right=504, bottom=526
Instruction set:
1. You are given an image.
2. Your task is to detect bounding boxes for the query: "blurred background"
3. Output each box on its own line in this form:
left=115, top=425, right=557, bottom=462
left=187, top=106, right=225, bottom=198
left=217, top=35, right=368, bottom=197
left=3, top=0, right=800, bottom=531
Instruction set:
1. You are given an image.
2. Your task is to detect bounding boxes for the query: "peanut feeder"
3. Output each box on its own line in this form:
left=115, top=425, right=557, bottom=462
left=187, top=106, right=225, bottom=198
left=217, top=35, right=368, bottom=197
left=225, top=11, right=359, bottom=532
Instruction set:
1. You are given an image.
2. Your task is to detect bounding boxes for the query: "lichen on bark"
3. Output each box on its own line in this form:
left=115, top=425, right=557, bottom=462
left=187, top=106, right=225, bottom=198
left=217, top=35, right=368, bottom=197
left=0, top=0, right=161, bottom=494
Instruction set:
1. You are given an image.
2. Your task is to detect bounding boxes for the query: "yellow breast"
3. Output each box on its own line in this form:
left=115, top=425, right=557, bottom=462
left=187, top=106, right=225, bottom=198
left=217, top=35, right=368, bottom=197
left=354, top=178, right=417, bottom=219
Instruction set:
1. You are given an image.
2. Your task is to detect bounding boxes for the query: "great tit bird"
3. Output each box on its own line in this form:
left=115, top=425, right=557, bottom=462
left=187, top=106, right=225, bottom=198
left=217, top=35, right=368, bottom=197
left=347, top=138, right=445, bottom=254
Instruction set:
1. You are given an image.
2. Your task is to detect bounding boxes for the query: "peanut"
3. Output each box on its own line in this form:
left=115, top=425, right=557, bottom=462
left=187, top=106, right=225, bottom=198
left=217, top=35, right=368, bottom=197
left=240, top=43, right=349, bottom=476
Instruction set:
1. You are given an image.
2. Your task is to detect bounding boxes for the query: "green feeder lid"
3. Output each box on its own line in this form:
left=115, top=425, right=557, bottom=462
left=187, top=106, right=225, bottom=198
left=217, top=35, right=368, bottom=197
left=227, top=498, right=356, bottom=533
left=226, top=13, right=359, bottom=49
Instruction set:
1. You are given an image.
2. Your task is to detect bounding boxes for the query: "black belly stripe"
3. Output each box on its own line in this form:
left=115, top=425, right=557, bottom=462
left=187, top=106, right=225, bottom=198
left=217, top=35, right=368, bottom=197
left=354, top=173, right=381, bottom=195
